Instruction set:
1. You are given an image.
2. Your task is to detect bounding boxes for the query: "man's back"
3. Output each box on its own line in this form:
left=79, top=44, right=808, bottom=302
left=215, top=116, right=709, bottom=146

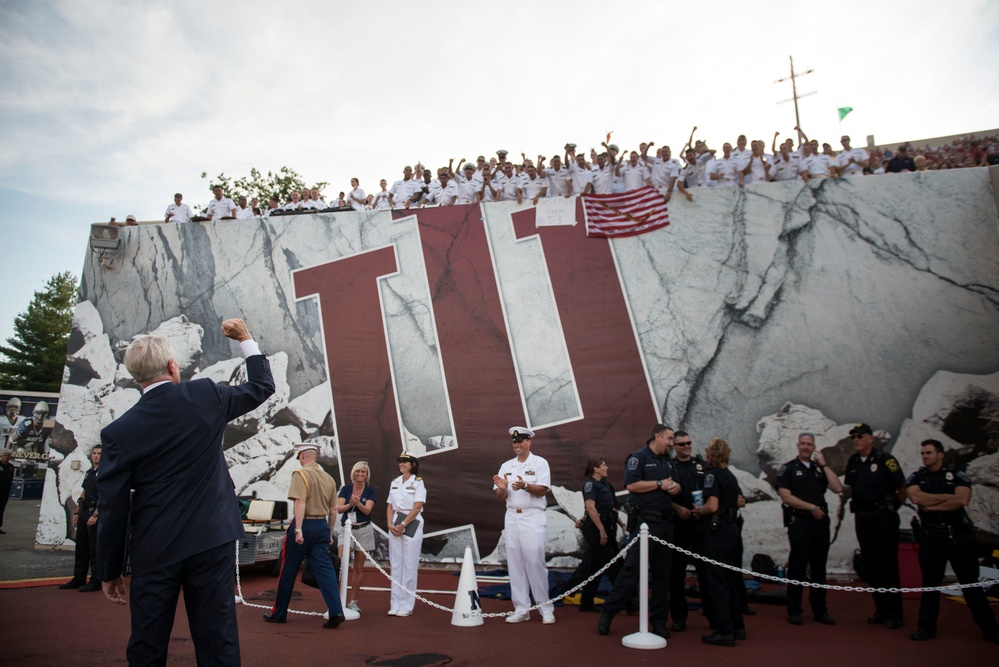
left=98, top=355, right=274, bottom=579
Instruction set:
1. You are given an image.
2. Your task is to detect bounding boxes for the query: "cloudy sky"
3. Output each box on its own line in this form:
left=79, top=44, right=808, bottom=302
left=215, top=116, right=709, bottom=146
left=0, top=0, right=996, bottom=346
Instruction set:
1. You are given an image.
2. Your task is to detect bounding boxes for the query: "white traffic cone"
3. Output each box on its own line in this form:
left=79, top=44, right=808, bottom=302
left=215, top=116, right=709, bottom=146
left=451, top=546, right=484, bottom=627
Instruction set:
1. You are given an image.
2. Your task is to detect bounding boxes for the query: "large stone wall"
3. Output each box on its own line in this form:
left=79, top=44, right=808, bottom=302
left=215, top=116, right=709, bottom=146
left=42, top=169, right=999, bottom=571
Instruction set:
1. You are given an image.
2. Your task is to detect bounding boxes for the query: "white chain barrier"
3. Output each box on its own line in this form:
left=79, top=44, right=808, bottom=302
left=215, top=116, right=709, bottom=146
left=647, top=532, right=999, bottom=594
left=234, top=523, right=999, bottom=619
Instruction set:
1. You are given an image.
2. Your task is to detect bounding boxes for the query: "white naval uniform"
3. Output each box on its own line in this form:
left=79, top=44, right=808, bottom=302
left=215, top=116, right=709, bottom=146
left=387, top=473, right=426, bottom=614
left=164, top=203, right=193, bottom=223
left=349, top=188, right=367, bottom=211
left=835, top=147, right=869, bottom=177
left=494, top=452, right=554, bottom=618
left=543, top=166, right=571, bottom=197
left=619, top=162, right=650, bottom=191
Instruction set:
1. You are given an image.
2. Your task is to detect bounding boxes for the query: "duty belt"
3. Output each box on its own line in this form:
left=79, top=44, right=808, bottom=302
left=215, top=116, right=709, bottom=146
left=850, top=499, right=895, bottom=512
left=638, top=508, right=673, bottom=523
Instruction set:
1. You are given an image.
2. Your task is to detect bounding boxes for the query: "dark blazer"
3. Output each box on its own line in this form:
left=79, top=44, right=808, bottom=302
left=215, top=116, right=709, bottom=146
left=96, top=354, right=274, bottom=580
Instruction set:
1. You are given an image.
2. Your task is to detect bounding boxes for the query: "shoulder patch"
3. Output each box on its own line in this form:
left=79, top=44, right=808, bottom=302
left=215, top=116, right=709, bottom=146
left=627, top=456, right=639, bottom=472
left=885, top=458, right=899, bottom=473
left=777, top=464, right=787, bottom=477
left=956, top=471, right=971, bottom=484
left=704, top=473, right=715, bottom=489
left=583, top=480, right=593, bottom=492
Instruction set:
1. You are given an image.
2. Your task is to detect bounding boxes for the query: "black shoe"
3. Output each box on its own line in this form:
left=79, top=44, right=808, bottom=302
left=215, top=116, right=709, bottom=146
left=885, top=618, right=904, bottom=630
left=651, top=623, right=670, bottom=639
left=262, top=613, right=286, bottom=624
left=867, top=614, right=887, bottom=624
left=741, top=606, right=756, bottom=616
left=78, top=581, right=101, bottom=592
left=702, top=632, right=736, bottom=647
left=597, top=609, right=616, bottom=636
left=733, top=629, right=747, bottom=641
left=578, top=603, right=602, bottom=613
left=814, top=613, right=836, bottom=625
left=670, top=621, right=686, bottom=632
left=788, top=613, right=803, bottom=625
left=323, top=614, right=345, bottom=629
left=910, top=628, right=936, bottom=641
left=59, top=579, right=85, bottom=590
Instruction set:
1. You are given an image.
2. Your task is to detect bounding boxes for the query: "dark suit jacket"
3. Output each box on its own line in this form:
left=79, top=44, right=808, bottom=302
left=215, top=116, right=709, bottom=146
left=96, top=354, right=275, bottom=580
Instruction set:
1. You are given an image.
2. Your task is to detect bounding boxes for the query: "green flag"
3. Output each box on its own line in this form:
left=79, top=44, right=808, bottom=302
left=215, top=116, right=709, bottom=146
left=838, top=106, right=854, bottom=121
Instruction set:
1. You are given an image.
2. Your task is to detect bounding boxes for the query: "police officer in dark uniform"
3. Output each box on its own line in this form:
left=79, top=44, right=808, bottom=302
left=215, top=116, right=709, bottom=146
left=844, top=423, right=906, bottom=629
left=775, top=432, right=843, bottom=626
left=597, top=424, right=681, bottom=639
left=668, top=431, right=712, bottom=632
left=907, top=439, right=999, bottom=643
left=60, top=445, right=102, bottom=592
left=563, top=457, right=623, bottom=612
left=697, top=438, right=746, bottom=647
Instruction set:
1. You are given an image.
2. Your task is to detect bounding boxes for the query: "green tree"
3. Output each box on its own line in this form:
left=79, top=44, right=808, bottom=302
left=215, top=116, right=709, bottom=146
left=0, top=272, right=77, bottom=392
left=199, top=166, right=329, bottom=211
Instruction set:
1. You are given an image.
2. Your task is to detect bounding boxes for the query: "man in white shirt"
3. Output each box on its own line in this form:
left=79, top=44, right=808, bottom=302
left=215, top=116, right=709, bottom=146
left=389, top=166, right=419, bottom=209
left=648, top=146, right=684, bottom=201
left=309, top=188, right=328, bottom=209
left=739, top=140, right=771, bottom=186
left=566, top=148, right=594, bottom=196
left=591, top=151, right=616, bottom=195
left=499, top=163, right=521, bottom=202
left=540, top=155, right=572, bottom=198
left=800, top=142, right=834, bottom=181
left=616, top=151, right=652, bottom=192
left=348, top=178, right=367, bottom=211
left=205, top=186, right=236, bottom=220
left=492, top=427, right=555, bottom=625
left=477, top=164, right=501, bottom=203
left=164, top=193, right=193, bottom=223
left=235, top=196, right=255, bottom=220
left=518, top=165, right=548, bottom=205
left=371, top=180, right=392, bottom=210
left=771, top=144, right=800, bottom=182
left=282, top=191, right=302, bottom=211
left=834, top=136, right=869, bottom=178
left=708, top=143, right=739, bottom=187
left=431, top=170, right=458, bottom=206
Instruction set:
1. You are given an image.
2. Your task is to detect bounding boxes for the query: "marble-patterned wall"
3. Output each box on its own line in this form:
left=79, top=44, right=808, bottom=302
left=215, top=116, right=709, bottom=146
left=42, top=168, right=999, bottom=571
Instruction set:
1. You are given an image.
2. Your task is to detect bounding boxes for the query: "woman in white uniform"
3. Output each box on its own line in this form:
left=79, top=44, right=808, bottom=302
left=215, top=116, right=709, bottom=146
left=336, top=460, right=377, bottom=612
left=385, top=452, right=426, bottom=616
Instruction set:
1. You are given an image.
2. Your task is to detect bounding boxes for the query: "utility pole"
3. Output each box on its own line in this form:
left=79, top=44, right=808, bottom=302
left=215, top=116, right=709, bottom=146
left=775, top=56, right=816, bottom=145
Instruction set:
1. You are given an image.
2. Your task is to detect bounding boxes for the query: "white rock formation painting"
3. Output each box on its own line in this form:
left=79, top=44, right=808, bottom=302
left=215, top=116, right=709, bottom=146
left=44, top=168, right=999, bottom=574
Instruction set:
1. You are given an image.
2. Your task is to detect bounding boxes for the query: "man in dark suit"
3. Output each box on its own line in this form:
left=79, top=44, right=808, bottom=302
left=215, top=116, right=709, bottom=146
left=96, top=318, right=275, bottom=666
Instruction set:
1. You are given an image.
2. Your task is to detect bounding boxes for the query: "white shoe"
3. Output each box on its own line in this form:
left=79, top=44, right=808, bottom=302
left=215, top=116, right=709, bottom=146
left=395, top=610, right=412, bottom=617
left=387, top=609, right=398, bottom=616
left=542, top=613, right=556, bottom=625
left=505, top=611, right=530, bottom=624
left=347, top=601, right=360, bottom=612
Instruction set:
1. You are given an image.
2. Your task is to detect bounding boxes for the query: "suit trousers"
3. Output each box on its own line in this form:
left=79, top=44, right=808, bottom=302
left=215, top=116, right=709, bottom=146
left=917, top=526, right=997, bottom=635
left=604, top=518, right=673, bottom=622
left=73, top=509, right=98, bottom=582
left=786, top=515, right=830, bottom=616
left=855, top=508, right=902, bottom=620
left=127, top=540, right=239, bottom=667
left=271, top=519, right=342, bottom=620
left=670, top=518, right=711, bottom=625
left=504, top=508, right=553, bottom=616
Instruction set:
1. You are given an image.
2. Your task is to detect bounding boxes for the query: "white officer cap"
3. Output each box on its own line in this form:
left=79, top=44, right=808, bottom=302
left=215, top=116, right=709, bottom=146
left=509, top=427, right=535, bottom=441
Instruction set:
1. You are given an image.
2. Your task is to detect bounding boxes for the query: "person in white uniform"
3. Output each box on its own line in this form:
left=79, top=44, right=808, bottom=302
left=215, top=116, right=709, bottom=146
left=492, top=426, right=555, bottom=625
left=164, top=193, right=193, bottom=223
left=385, top=452, right=426, bottom=617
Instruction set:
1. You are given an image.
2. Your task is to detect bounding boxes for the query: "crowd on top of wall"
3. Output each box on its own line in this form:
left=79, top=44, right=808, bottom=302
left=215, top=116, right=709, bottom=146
left=113, top=131, right=999, bottom=226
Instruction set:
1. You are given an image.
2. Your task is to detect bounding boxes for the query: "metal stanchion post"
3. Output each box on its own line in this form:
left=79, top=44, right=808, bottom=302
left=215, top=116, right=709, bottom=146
left=622, top=523, right=667, bottom=650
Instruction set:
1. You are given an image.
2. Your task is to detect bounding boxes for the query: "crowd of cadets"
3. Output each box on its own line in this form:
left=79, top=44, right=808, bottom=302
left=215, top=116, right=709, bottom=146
left=164, top=130, right=999, bottom=221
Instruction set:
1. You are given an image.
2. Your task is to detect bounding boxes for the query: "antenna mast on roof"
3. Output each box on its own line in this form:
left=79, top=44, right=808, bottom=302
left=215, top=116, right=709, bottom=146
left=775, top=56, right=816, bottom=145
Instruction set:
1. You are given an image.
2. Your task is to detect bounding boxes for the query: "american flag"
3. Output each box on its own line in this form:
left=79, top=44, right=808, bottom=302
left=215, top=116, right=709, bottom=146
left=582, top=186, right=670, bottom=238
